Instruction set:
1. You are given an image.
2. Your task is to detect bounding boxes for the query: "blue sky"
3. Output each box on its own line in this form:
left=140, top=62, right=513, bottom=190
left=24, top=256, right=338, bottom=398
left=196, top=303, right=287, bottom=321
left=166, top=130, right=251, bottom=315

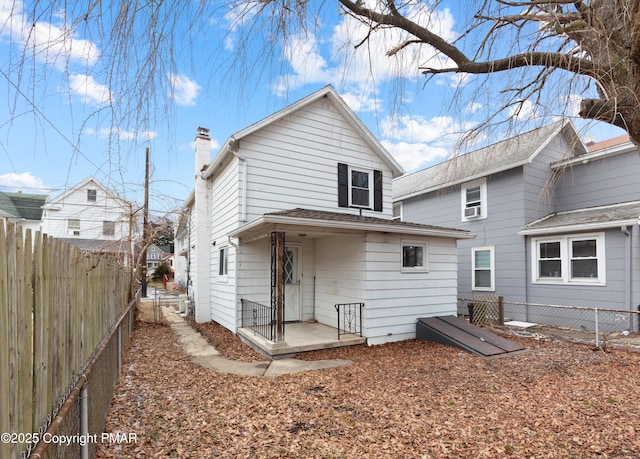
left=0, top=0, right=625, bottom=217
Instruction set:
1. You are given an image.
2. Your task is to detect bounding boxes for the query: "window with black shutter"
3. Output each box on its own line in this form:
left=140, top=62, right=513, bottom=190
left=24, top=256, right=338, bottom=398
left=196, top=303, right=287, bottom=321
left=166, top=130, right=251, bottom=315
left=337, top=162, right=382, bottom=211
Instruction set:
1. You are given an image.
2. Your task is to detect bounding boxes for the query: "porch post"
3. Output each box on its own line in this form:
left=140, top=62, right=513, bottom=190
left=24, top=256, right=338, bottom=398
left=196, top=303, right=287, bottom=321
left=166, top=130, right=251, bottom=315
left=271, top=232, right=285, bottom=341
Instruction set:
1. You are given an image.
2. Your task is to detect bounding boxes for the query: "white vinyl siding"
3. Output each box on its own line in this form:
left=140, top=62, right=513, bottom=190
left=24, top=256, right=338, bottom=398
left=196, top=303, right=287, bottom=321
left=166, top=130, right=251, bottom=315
left=240, top=101, right=394, bottom=221
left=42, top=180, right=131, bottom=241
left=532, top=233, right=606, bottom=285
left=364, top=233, right=458, bottom=345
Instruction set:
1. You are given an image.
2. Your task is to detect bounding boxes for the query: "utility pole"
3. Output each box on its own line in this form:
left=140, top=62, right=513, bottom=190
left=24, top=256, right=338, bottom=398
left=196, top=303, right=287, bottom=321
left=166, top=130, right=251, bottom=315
left=141, top=147, right=150, bottom=297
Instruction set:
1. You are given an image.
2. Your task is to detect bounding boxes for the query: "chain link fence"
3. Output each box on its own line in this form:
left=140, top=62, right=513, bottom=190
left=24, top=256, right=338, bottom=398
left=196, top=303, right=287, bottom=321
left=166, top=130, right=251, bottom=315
left=458, top=296, right=640, bottom=347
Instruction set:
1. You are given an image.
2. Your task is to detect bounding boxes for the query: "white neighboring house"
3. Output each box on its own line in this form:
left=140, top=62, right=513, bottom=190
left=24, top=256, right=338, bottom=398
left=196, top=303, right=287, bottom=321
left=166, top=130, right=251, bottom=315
left=177, top=85, right=474, bottom=354
left=41, top=177, right=135, bottom=258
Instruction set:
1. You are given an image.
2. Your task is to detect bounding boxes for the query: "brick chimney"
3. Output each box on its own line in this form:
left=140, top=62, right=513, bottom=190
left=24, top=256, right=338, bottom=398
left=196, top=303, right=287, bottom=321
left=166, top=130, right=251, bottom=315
left=192, top=126, right=212, bottom=323
left=195, top=126, right=211, bottom=178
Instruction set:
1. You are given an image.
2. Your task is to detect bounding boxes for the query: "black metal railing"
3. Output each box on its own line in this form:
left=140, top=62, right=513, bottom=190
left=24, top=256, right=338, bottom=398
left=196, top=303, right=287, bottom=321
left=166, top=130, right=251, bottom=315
left=241, top=299, right=277, bottom=341
left=335, top=302, right=364, bottom=339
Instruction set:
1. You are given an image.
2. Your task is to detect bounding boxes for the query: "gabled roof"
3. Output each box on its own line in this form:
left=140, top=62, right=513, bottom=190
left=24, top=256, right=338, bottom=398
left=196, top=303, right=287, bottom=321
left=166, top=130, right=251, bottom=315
left=229, top=208, right=475, bottom=241
left=204, top=85, right=404, bottom=179
left=393, top=120, right=586, bottom=201
left=519, top=201, right=640, bottom=235
left=44, top=176, right=128, bottom=207
left=553, top=133, right=635, bottom=168
left=0, top=191, right=48, bottom=221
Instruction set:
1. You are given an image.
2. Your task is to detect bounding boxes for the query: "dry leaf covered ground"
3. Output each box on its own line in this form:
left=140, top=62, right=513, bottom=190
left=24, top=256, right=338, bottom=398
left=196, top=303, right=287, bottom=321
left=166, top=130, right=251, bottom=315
left=97, top=317, right=640, bottom=458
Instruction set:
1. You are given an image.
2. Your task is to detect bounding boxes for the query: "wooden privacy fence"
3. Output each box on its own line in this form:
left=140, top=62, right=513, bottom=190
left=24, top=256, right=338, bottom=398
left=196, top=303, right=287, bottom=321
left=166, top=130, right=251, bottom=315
left=0, top=223, right=132, bottom=459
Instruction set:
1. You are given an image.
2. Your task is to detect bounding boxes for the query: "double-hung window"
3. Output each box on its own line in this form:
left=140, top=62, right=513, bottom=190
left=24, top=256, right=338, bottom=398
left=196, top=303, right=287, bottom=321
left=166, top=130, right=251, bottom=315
left=461, top=179, right=487, bottom=221
left=349, top=168, right=372, bottom=208
left=472, top=246, right=494, bottom=291
left=532, top=233, right=605, bottom=284
left=337, top=163, right=383, bottom=211
left=103, top=221, right=115, bottom=236
left=68, top=218, right=80, bottom=236
left=87, top=189, right=97, bottom=202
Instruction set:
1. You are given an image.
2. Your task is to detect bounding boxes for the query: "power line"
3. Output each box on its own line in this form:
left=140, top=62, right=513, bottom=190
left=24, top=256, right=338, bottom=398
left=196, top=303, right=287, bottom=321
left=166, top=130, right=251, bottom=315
left=0, top=67, right=108, bottom=176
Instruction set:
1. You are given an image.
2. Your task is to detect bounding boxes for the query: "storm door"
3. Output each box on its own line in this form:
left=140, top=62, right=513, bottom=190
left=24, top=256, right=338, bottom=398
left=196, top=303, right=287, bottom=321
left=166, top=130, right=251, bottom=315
left=283, top=245, right=301, bottom=321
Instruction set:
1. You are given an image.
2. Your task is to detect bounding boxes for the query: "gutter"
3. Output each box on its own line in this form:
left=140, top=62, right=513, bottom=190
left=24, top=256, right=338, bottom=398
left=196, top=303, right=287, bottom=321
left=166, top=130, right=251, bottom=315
left=519, top=219, right=639, bottom=236
left=229, top=215, right=476, bottom=240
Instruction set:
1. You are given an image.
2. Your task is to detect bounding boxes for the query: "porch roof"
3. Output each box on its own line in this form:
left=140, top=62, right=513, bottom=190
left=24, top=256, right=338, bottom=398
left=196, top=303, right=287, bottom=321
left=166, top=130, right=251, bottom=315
left=229, top=208, right=475, bottom=242
left=519, top=200, right=640, bottom=236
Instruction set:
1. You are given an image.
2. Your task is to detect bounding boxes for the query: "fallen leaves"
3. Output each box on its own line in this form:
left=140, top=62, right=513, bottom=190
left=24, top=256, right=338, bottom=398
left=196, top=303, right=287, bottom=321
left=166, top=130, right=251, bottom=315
left=96, top=321, right=640, bottom=458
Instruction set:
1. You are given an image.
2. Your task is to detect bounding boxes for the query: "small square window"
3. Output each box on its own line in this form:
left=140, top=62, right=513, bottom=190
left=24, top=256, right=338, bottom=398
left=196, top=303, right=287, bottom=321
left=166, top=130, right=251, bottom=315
left=402, top=241, right=427, bottom=272
left=87, top=189, right=97, bottom=202
left=103, top=221, right=115, bottom=236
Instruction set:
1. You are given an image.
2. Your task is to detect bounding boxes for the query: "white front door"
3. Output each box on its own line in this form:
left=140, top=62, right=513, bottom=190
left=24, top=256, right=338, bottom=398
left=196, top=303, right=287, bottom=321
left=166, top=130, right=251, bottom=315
left=284, top=245, right=301, bottom=322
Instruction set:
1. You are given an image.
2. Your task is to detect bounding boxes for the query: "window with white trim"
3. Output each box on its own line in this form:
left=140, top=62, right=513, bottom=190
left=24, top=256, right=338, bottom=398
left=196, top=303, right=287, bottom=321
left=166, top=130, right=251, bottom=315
left=393, top=202, right=403, bottom=221
left=218, top=246, right=228, bottom=277
left=532, top=233, right=606, bottom=285
left=87, top=189, right=97, bottom=202
left=337, top=163, right=383, bottom=211
left=461, top=179, right=487, bottom=221
left=472, top=246, right=495, bottom=291
left=401, top=241, right=427, bottom=272
left=68, top=218, right=80, bottom=236
left=349, top=167, right=373, bottom=208
left=103, top=221, right=115, bottom=236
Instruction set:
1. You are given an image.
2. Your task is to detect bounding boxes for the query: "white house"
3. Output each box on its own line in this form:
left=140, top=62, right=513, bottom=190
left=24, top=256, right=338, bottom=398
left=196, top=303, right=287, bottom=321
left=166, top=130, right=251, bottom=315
left=41, top=177, right=134, bottom=258
left=177, top=85, right=474, bottom=355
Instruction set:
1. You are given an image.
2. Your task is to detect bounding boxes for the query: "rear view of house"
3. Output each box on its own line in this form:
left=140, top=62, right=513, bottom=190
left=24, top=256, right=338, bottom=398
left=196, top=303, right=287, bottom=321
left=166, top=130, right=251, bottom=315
left=175, top=85, right=473, bottom=355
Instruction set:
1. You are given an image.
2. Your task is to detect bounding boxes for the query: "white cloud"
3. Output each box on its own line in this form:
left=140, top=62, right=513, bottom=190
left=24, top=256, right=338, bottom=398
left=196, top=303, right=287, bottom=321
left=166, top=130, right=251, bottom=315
left=383, top=140, right=450, bottom=171
left=465, top=102, right=483, bottom=114
left=68, top=74, right=111, bottom=105
left=271, top=2, right=458, bottom=108
left=0, top=172, right=50, bottom=193
left=84, top=127, right=157, bottom=141
left=380, top=113, right=477, bottom=171
left=509, top=100, right=536, bottom=121
left=169, top=73, right=201, bottom=106
left=0, top=0, right=100, bottom=68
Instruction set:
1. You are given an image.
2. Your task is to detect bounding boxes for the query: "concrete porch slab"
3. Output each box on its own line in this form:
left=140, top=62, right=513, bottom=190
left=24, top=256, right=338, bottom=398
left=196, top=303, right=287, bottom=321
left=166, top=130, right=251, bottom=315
left=238, top=322, right=366, bottom=358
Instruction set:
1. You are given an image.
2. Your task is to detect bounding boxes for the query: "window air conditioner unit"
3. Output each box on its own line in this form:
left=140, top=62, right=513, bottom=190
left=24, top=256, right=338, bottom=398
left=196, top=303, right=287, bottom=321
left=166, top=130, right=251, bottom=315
left=464, top=206, right=481, bottom=218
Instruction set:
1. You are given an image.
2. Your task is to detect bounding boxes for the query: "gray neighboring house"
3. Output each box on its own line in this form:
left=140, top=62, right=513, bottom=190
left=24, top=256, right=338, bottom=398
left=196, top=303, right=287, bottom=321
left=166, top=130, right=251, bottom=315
left=394, top=121, right=640, bottom=331
left=0, top=191, right=48, bottom=233
left=147, top=244, right=171, bottom=273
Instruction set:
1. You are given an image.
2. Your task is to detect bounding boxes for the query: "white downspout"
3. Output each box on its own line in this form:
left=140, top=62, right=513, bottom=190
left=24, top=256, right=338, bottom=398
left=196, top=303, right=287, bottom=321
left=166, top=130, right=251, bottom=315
left=621, top=226, right=633, bottom=331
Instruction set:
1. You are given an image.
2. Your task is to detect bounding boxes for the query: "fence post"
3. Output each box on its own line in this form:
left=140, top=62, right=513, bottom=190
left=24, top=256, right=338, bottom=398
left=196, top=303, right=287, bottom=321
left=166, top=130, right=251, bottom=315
left=595, top=307, right=599, bottom=348
left=80, top=381, right=89, bottom=459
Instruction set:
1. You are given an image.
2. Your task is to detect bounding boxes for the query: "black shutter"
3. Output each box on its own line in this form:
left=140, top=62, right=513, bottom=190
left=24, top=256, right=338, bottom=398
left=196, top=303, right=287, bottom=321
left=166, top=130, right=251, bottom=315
left=373, top=170, right=383, bottom=212
left=338, top=163, right=349, bottom=208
